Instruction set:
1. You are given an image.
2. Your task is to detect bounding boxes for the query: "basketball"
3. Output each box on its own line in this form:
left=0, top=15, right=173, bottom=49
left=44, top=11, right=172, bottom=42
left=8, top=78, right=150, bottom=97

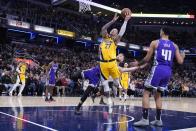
left=121, top=8, right=132, bottom=18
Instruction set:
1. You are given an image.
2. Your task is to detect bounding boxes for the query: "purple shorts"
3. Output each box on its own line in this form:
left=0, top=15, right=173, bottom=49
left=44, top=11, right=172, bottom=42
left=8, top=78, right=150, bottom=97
left=145, top=65, right=172, bottom=91
left=47, top=75, right=56, bottom=86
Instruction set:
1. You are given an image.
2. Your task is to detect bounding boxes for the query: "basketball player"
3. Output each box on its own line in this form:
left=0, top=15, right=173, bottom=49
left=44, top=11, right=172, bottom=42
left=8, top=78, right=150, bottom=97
left=119, top=63, right=130, bottom=101
left=74, top=54, right=146, bottom=115
left=99, top=13, right=131, bottom=105
left=133, top=27, right=185, bottom=127
left=73, top=65, right=100, bottom=115
left=9, top=62, right=27, bottom=96
left=45, top=59, right=58, bottom=102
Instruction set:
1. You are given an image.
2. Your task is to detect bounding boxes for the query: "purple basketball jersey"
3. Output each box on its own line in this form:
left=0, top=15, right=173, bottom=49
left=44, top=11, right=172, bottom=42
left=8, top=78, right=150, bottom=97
left=48, top=62, right=58, bottom=85
left=145, top=39, right=176, bottom=91
left=154, top=39, right=176, bottom=67
left=83, top=66, right=100, bottom=87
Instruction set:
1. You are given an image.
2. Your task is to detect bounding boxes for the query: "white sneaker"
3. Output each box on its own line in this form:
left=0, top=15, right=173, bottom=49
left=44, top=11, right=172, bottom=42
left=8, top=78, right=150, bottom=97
left=9, top=92, right=13, bottom=96
left=18, top=94, right=22, bottom=96
left=150, top=118, right=163, bottom=127
left=133, top=117, right=149, bottom=126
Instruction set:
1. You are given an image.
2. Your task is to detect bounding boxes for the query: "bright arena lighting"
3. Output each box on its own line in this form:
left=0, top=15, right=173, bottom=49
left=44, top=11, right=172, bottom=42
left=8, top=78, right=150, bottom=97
left=75, top=0, right=194, bottom=19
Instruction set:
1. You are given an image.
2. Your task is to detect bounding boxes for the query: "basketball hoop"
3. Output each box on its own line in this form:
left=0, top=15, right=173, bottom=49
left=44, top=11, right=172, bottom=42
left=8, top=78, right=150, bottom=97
left=78, top=0, right=92, bottom=13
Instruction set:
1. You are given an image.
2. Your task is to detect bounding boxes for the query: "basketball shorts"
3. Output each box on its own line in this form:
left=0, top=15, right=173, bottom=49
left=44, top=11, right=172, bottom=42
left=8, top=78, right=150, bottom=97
left=100, top=61, right=120, bottom=80
left=145, top=65, right=172, bottom=92
left=47, top=75, right=56, bottom=86
left=18, top=75, right=25, bottom=85
left=120, top=80, right=129, bottom=90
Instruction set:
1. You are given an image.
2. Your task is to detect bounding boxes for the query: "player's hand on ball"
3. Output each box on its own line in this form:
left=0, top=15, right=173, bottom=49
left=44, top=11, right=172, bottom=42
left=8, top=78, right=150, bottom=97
left=112, top=13, right=119, bottom=22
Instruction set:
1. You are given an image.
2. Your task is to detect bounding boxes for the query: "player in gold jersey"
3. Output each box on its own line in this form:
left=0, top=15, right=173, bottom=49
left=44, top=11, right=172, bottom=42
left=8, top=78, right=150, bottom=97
left=99, top=13, right=131, bottom=105
left=119, top=63, right=130, bottom=101
left=9, top=62, right=28, bottom=96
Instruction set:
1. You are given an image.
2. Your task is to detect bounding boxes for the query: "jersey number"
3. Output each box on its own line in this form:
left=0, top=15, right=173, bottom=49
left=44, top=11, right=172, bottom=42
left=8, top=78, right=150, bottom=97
left=162, top=49, right=172, bottom=61
left=105, top=44, right=111, bottom=49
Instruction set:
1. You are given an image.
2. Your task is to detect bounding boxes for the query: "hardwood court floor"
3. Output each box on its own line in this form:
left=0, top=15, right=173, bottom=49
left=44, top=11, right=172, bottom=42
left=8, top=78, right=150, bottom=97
left=0, top=96, right=195, bottom=131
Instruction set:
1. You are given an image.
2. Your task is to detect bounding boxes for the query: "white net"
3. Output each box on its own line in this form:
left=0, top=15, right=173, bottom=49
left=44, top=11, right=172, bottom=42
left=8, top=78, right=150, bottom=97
left=79, top=0, right=92, bottom=13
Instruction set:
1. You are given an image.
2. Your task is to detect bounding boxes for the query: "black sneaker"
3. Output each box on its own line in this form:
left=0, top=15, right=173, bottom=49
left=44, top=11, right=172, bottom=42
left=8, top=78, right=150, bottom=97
left=75, top=108, right=81, bottom=115
left=49, top=97, right=56, bottom=102
left=99, top=100, right=107, bottom=105
left=45, top=97, right=49, bottom=102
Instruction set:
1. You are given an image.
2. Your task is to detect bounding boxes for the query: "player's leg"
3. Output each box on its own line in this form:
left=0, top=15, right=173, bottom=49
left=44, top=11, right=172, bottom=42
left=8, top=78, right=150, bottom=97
left=110, top=63, right=120, bottom=98
left=91, top=87, right=99, bottom=103
left=133, top=89, right=151, bottom=126
left=122, top=82, right=129, bottom=101
left=49, top=86, right=55, bottom=101
left=45, top=85, right=49, bottom=101
left=150, top=71, right=171, bottom=126
left=134, top=66, right=160, bottom=126
left=119, top=82, right=123, bottom=100
left=9, top=76, right=20, bottom=96
left=18, top=79, right=25, bottom=96
left=150, top=90, right=163, bottom=126
left=102, top=80, right=113, bottom=106
left=98, top=85, right=107, bottom=105
left=75, top=86, right=94, bottom=115
left=100, top=64, right=111, bottom=105
left=124, top=89, right=128, bottom=101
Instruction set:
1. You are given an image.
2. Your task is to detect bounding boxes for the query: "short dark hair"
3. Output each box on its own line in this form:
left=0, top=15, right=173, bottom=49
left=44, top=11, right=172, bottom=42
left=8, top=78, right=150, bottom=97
left=161, top=27, right=170, bottom=36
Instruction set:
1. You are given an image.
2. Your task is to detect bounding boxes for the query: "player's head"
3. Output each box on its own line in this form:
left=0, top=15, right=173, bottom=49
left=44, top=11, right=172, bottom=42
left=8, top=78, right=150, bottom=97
left=160, top=27, right=170, bottom=37
left=124, top=63, right=128, bottom=68
left=54, top=58, right=58, bottom=63
left=110, top=28, right=118, bottom=37
left=116, top=53, right=124, bottom=62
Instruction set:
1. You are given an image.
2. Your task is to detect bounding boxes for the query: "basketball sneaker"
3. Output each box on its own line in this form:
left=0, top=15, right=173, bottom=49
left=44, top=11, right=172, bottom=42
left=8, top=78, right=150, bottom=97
left=150, top=118, right=163, bottom=127
left=133, top=118, right=149, bottom=126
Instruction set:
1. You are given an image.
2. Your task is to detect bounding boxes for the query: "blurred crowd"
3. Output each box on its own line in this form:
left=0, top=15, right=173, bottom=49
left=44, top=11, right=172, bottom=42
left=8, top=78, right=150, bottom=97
left=0, top=0, right=195, bottom=97
left=0, top=43, right=195, bottom=97
left=1, top=0, right=196, bottom=48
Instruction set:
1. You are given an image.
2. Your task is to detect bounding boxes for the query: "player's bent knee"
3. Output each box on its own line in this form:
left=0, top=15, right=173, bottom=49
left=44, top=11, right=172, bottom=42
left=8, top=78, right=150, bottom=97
left=81, top=86, right=93, bottom=102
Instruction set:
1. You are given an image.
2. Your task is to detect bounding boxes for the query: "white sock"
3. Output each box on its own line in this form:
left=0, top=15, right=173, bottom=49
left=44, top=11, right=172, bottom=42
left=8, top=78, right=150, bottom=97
left=124, top=94, right=127, bottom=100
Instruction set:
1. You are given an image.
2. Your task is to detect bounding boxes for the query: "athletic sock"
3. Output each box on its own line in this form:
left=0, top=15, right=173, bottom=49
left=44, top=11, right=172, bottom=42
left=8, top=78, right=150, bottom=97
left=124, top=94, right=127, bottom=100
left=142, top=108, right=149, bottom=119
left=100, top=97, right=104, bottom=102
left=156, top=109, right=162, bottom=120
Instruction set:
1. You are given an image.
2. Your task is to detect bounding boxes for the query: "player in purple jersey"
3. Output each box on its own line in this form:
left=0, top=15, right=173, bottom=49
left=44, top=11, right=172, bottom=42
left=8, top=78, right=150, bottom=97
left=45, top=58, right=59, bottom=102
left=72, top=65, right=101, bottom=115
left=133, top=27, right=185, bottom=127
left=73, top=54, right=147, bottom=115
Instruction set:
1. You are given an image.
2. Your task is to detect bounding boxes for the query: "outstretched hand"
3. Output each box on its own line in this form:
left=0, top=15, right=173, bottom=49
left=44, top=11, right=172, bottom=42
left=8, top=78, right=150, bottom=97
left=112, top=13, right=119, bottom=22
